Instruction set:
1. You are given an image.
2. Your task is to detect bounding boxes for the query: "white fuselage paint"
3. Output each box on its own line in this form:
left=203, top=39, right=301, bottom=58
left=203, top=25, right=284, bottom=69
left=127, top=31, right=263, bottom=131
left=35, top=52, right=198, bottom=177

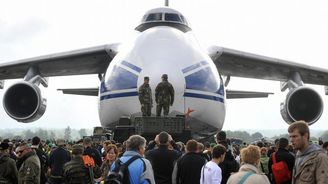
left=99, top=26, right=226, bottom=131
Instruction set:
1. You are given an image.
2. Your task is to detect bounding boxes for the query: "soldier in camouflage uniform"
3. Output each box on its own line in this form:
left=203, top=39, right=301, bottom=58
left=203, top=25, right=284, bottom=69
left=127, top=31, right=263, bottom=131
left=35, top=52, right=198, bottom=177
left=16, top=143, right=41, bottom=184
left=138, top=76, right=153, bottom=116
left=63, top=145, right=101, bottom=184
left=0, top=142, right=18, bottom=184
left=155, top=74, right=175, bottom=116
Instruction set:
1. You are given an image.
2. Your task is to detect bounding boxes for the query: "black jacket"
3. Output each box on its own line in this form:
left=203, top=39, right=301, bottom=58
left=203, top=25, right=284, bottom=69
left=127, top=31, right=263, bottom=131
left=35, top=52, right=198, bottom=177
left=268, top=148, right=295, bottom=184
left=145, top=143, right=181, bottom=184
left=174, top=152, right=206, bottom=184
left=49, top=146, right=71, bottom=176
left=219, top=150, right=240, bottom=184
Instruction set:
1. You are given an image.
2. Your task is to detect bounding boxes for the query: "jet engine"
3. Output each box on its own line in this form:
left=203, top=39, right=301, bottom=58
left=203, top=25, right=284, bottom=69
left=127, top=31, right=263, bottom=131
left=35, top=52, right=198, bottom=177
left=280, top=86, right=323, bottom=125
left=3, top=81, right=46, bottom=123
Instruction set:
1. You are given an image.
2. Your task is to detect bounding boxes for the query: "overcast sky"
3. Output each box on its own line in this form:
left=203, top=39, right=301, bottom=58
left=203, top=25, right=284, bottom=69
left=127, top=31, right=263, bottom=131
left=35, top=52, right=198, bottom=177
left=1, top=0, right=328, bottom=132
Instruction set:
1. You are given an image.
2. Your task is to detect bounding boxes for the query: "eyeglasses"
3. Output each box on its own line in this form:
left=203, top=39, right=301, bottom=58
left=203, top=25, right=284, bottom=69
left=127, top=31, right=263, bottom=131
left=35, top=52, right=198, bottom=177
left=16, top=149, right=25, bottom=154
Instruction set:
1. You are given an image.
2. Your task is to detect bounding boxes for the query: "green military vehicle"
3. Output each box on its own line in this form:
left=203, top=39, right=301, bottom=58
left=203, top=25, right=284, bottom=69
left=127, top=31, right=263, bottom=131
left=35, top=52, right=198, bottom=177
left=90, top=126, right=112, bottom=142
left=111, top=115, right=191, bottom=143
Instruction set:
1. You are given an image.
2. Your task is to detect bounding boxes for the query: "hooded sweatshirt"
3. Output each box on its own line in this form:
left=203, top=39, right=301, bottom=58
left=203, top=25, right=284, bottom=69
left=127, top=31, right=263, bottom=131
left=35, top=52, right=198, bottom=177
left=294, top=144, right=320, bottom=174
left=293, top=144, right=328, bottom=184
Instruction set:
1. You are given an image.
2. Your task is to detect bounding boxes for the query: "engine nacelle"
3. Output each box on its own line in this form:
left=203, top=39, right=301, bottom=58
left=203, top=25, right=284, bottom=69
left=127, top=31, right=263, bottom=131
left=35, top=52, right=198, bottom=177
left=3, top=81, right=46, bottom=123
left=280, top=86, right=323, bottom=125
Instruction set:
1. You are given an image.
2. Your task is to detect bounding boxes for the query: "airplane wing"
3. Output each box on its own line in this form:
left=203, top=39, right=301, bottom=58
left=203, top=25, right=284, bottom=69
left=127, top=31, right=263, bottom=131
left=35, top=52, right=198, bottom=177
left=226, top=89, right=273, bottom=99
left=208, top=46, right=328, bottom=86
left=0, top=44, right=119, bottom=80
left=57, top=88, right=99, bottom=96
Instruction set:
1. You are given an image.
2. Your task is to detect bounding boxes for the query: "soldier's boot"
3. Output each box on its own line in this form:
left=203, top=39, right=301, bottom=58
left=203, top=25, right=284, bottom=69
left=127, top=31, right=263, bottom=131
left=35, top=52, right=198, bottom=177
left=156, top=104, right=162, bottom=116
left=146, top=104, right=152, bottom=116
left=141, top=104, right=147, bottom=116
left=163, top=105, right=169, bottom=116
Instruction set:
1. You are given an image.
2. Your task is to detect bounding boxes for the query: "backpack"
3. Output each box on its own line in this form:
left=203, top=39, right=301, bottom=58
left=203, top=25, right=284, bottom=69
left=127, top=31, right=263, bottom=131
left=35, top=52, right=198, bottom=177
left=105, top=155, right=141, bottom=184
left=82, top=155, right=95, bottom=184
left=271, top=152, right=291, bottom=184
left=82, top=155, right=95, bottom=168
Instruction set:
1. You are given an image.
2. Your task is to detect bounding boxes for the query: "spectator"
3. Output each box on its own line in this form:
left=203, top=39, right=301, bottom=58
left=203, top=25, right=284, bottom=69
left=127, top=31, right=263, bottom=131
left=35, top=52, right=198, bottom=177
left=175, top=142, right=185, bottom=154
left=101, top=140, right=112, bottom=156
left=200, top=144, right=226, bottom=184
left=0, top=142, right=18, bottom=184
left=256, top=141, right=264, bottom=148
left=31, top=136, right=49, bottom=184
left=216, top=131, right=239, bottom=184
left=268, top=137, right=295, bottom=184
left=197, top=142, right=205, bottom=153
left=172, top=139, right=206, bottom=184
left=288, top=121, right=328, bottom=183
left=203, top=142, right=212, bottom=161
left=16, top=143, right=41, bottom=184
left=63, top=144, right=101, bottom=184
left=8, top=142, right=17, bottom=161
left=117, top=142, right=126, bottom=158
left=145, top=132, right=181, bottom=184
left=83, top=137, right=102, bottom=167
left=267, top=139, right=279, bottom=157
left=115, top=143, right=124, bottom=157
left=197, top=142, right=211, bottom=162
left=323, top=142, right=328, bottom=155
left=100, top=144, right=118, bottom=181
left=259, top=147, right=269, bottom=178
left=48, top=139, right=71, bottom=184
left=318, top=137, right=323, bottom=146
left=227, top=145, right=270, bottom=184
left=110, top=135, right=155, bottom=184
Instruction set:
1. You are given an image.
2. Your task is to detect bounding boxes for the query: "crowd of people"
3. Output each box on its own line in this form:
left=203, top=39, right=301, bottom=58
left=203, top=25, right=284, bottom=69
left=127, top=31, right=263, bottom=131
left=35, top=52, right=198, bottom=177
left=1, top=120, right=328, bottom=184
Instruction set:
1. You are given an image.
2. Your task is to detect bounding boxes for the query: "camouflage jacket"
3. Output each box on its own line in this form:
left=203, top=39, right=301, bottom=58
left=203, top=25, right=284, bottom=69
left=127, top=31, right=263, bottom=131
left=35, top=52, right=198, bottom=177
left=63, top=156, right=101, bottom=184
left=155, top=81, right=174, bottom=105
left=0, top=153, right=18, bottom=184
left=138, top=83, right=153, bottom=105
left=18, top=151, right=40, bottom=184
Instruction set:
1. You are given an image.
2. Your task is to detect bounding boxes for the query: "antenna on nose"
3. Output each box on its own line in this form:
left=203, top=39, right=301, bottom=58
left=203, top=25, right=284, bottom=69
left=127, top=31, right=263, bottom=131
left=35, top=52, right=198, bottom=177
left=165, top=0, right=169, bottom=6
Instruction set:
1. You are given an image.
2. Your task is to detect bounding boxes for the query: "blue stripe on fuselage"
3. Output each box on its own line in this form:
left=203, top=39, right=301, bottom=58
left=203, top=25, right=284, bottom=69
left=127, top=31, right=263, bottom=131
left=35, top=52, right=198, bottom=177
left=184, top=92, right=224, bottom=103
left=99, top=91, right=224, bottom=102
left=121, top=60, right=142, bottom=73
left=182, top=61, right=208, bottom=73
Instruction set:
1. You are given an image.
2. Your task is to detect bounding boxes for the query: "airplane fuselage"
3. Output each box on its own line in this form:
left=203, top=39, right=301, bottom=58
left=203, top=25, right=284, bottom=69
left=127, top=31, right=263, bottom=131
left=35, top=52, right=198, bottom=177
left=99, top=26, right=226, bottom=133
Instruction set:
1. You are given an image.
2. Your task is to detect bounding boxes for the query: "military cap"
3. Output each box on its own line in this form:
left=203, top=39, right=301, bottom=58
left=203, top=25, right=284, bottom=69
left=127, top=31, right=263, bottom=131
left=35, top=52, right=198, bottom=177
left=144, top=76, right=149, bottom=80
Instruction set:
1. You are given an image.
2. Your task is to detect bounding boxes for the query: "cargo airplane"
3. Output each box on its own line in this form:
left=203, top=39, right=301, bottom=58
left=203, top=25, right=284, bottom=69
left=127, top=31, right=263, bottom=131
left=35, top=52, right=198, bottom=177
left=1, top=3, right=328, bottom=138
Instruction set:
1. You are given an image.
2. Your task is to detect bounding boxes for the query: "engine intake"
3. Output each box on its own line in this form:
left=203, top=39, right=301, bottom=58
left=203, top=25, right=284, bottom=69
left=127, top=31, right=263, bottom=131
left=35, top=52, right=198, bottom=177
left=280, top=86, right=323, bottom=125
left=3, top=81, right=46, bottom=123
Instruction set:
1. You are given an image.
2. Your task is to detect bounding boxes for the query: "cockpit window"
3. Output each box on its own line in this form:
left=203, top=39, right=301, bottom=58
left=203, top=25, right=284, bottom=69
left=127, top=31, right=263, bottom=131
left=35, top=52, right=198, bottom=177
left=180, top=15, right=187, bottom=24
left=146, top=13, right=163, bottom=21
left=185, top=67, right=220, bottom=93
left=165, top=13, right=182, bottom=22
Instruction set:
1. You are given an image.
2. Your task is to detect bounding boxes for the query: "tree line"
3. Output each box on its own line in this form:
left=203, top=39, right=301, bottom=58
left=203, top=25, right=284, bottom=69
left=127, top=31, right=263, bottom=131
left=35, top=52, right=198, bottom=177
left=0, top=126, right=90, bottom=141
